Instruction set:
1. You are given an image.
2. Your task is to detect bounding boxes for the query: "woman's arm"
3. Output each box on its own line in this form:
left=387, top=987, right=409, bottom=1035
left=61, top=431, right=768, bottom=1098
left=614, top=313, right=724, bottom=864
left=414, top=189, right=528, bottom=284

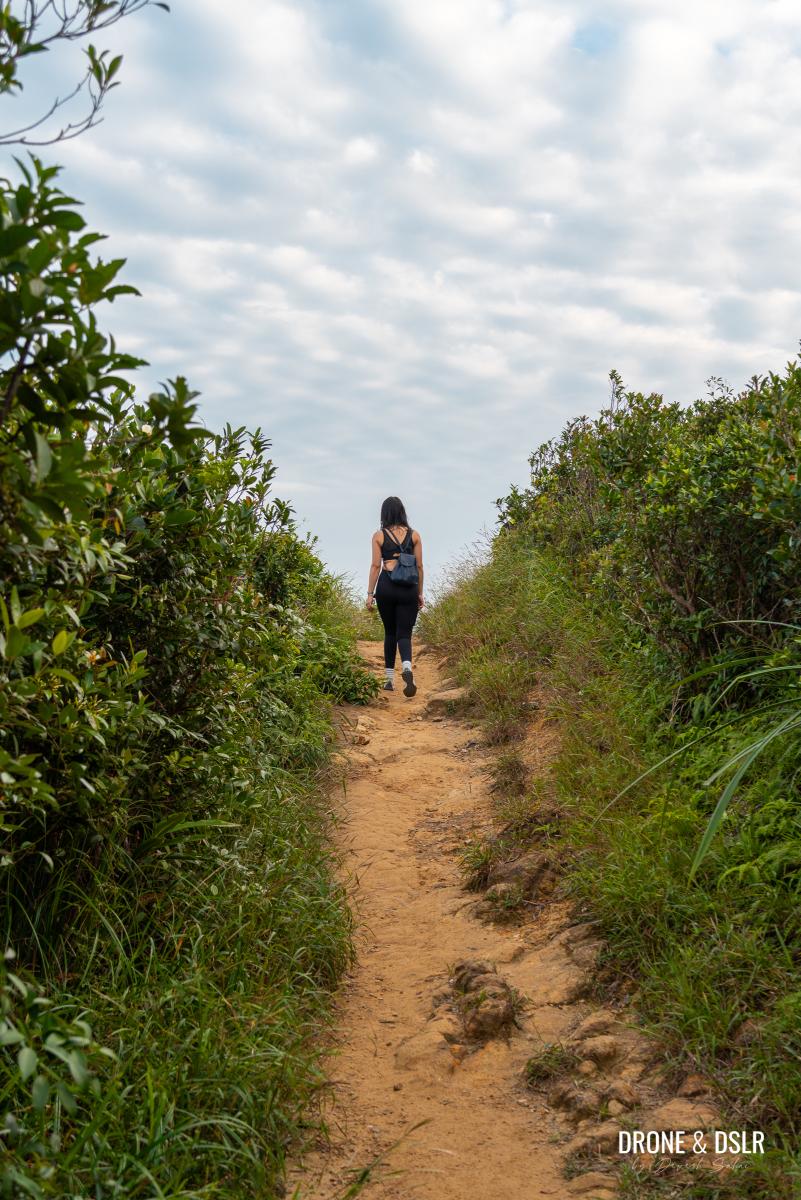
left=366, top=532, right=382, bottom=608
left=413, top=532, right=424, bottom=608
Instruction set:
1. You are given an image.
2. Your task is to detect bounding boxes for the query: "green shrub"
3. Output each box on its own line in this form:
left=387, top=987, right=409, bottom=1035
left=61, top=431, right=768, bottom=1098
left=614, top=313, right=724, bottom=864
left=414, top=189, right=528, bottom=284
left=428, top=359, right=801, bottom=1195
left=0, top=157, right=372, bottom=1195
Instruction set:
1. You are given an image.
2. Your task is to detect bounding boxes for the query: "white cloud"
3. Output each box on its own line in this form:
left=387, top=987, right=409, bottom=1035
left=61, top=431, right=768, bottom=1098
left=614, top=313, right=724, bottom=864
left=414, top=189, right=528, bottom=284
left=408, top=149, right=435, bottom=175
left=343, top=135, right=381, bottom=165
left=39, top=0, right=801, bottom=588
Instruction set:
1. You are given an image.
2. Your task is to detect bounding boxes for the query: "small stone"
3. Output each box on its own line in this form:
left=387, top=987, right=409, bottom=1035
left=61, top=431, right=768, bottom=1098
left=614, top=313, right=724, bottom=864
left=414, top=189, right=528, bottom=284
left=607, top=1099, right=625, bottom=1116
left=733, top=1018, right=760, bottom=1046
left=572, top=1011, right=617, bottom=1040
left=604, top=1080, right=640, bottom=1109
left=450, top=960, right=496, bottom=992
left=558, top=922, right=599, bottom=946
left=577, top=1060, right=598, bottom=1077
left=578, top=1035, right=620, bottom=1065
left=548, top=1082, right=600, bottom=1121
left=581, top=1120, right=622, bottom=1153
left=486, top=851, right=554, bottom=897
left=463, top=973, right=509, bottom=998
left=393, top=1083, right=402, bottom=1091
left=483, top=881, right=520, bottom=903
left=677, top=1073, right=711, bottom=1098
left=463, top=995, right=514, bottom=1040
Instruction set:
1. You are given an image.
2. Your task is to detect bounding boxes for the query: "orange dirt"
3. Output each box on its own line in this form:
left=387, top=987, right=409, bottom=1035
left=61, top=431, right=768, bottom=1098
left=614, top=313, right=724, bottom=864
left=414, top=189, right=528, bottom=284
left=288, top=642, right=609, bottom=1200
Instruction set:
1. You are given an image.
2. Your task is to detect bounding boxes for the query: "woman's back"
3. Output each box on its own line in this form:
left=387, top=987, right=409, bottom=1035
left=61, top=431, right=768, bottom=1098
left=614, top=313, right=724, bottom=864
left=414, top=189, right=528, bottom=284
left=367, top=498, right=424, bottom=697
left=380, top=524, right=412, bottom=563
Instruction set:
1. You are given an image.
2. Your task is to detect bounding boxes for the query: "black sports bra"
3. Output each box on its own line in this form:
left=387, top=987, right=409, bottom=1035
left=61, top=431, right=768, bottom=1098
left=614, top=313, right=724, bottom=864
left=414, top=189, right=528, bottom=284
left=381, top=526, right=412, bottom=560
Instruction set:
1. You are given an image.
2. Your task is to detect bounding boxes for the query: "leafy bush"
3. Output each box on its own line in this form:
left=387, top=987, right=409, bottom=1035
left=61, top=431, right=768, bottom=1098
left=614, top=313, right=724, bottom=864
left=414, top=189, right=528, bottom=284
left=0, top=156, right=374, bottom=1195
left=499, top=368, right=801, bottom=668
left=427, top=362, right=801, bottom=1197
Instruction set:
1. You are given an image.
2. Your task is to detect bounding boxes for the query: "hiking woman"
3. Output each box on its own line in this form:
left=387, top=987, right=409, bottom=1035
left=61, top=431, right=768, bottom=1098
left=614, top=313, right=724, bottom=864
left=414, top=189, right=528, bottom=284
left=366, top=496, right=424, bottom=696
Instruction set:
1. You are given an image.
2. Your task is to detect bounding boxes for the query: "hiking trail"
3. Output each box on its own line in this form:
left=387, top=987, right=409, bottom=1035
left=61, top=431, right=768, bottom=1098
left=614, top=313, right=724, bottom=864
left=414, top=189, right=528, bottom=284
left=288, top=642, right=719, bottom=1200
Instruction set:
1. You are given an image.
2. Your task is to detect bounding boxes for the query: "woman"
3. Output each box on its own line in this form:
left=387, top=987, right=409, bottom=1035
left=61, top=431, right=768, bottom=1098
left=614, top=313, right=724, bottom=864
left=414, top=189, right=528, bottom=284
left=366, top=496, right=424, bottom=696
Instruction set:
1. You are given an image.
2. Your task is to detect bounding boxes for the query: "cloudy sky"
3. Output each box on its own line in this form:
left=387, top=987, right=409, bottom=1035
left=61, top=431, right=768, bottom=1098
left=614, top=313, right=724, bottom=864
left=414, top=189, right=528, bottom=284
left=10, top=0, right=801, bottom=590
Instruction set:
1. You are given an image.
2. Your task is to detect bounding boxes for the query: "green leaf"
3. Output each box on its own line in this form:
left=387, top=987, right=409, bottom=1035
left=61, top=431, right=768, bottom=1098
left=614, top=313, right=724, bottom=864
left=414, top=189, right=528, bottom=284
left=163, top=508, right=196, bottom=526
left=50, top=210, right=86, bottom=232
left=4, top=626, right=28, bottom=661
left=0, top=224, right=35, bottom=255
left=55, top=1080, right=77, bottom=1115
left=31, top=1074, right=49, bottom=1111
left=34, top=431, right=52, bottom=481
left=67, top=1049, right=89, bottom=1087
left=16, top=608, right=45, bottom=630
left=51, top=629, right=74, bottom=656
left=17, top=1045, right=37, bottom=1081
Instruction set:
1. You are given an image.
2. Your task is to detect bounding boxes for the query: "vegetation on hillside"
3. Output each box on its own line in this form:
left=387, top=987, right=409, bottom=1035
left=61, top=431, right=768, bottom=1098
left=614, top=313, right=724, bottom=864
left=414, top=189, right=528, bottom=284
left=0, top=16, right=376, bottom=1196
left=424, top=366, right=801, bottom=1198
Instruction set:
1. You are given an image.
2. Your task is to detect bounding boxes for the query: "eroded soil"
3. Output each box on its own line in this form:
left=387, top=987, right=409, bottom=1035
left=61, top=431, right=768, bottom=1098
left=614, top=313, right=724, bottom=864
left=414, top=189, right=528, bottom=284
left=288, top=642, right=720, bottom=1200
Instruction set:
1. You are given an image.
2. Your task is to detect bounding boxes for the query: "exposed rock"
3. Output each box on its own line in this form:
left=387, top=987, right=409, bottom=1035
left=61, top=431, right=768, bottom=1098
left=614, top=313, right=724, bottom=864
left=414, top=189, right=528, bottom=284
left=549, top=1079, right=577, bottom=1107
left=556, top=922, right=599, bottom=946
left=548, top=1081, right=600, bottom=1122
left=462, top=972, right=509, bottom=998
left=579, top=1120, right=622, bottom=1154
left=576, top=1035, right=620, bottom=1065
left=486, top=851, right=556, bottom=898
left=567, top=1172, right=618, bottom=1197
left=577, top=1060, right=599, bottom=1078
left=607, top=1100, right=625, bottom=1117
left=646, top=1099, right=717, bottom=1132
left=450, top=960, right=496, bottom=992
left=434, top=1013, right=463, bottom=1045
left=516, top=941, right=589, bottom=1006
left=572, top=1011, right=617, bottom=1040
left=482, top=881, right=522, bottom=905
left=733, top=1018, right=760, bottom=1046
left=447, top=959, right=517, bottom=1041
left=565, top=1121, right=621, bottom=1157
left=348, top=750, right=376, bottom=769
left=395, top=1017, right=459, bottom=1071
left=568, top=939, right=604, bottom=972
left=424, top=687, right=469, bottom=715
left=463, top=994, right=515, bottom=1040
left=677, top=1073, right=712, bottom=1098
left=603, top=1080, right=640, bottom=1109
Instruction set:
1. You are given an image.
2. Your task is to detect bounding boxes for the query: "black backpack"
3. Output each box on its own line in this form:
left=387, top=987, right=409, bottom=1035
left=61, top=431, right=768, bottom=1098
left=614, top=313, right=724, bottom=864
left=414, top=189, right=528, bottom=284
left=384, top=527, right=418, bottom=587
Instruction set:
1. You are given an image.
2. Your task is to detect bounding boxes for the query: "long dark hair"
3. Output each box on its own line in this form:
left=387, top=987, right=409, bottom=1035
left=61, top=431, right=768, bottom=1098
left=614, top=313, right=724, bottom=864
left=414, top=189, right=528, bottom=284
left=380, top=496, right=409, bottom=528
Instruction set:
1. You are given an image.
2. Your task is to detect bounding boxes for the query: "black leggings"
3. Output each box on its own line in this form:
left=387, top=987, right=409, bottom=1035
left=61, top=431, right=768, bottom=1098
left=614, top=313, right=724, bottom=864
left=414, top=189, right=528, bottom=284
left=375, top=571, right=418, bottom=667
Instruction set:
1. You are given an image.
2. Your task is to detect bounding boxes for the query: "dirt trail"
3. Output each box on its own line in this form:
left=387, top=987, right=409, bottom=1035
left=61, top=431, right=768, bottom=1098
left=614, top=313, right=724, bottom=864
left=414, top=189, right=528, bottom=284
left=287, top=643, right=631, bottom=1200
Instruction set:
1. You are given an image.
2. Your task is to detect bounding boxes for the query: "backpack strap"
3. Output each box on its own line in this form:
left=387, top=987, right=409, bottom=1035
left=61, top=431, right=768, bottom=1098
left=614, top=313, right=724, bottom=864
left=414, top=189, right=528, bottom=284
left=384, top=526, right=410, bottom=548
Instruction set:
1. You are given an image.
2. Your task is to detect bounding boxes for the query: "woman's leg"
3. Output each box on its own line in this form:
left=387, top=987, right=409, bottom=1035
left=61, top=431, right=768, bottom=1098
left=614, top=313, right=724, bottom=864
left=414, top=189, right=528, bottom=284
left=375, top=584, right=398, bottom=668
left=395, top=590, right=419, bottom=665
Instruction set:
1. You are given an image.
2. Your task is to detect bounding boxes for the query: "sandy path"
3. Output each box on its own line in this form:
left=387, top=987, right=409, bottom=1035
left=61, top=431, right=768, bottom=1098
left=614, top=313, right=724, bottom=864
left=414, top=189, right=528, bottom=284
left=288, top=641, right=590, bottom=1200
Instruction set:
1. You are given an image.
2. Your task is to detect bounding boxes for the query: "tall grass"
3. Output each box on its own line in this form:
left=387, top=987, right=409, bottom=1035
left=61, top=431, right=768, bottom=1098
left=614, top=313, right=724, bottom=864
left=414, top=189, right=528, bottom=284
left=423, top=531, right=801, bottom=1198
left=1, top=638, right=356, bottom=1198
